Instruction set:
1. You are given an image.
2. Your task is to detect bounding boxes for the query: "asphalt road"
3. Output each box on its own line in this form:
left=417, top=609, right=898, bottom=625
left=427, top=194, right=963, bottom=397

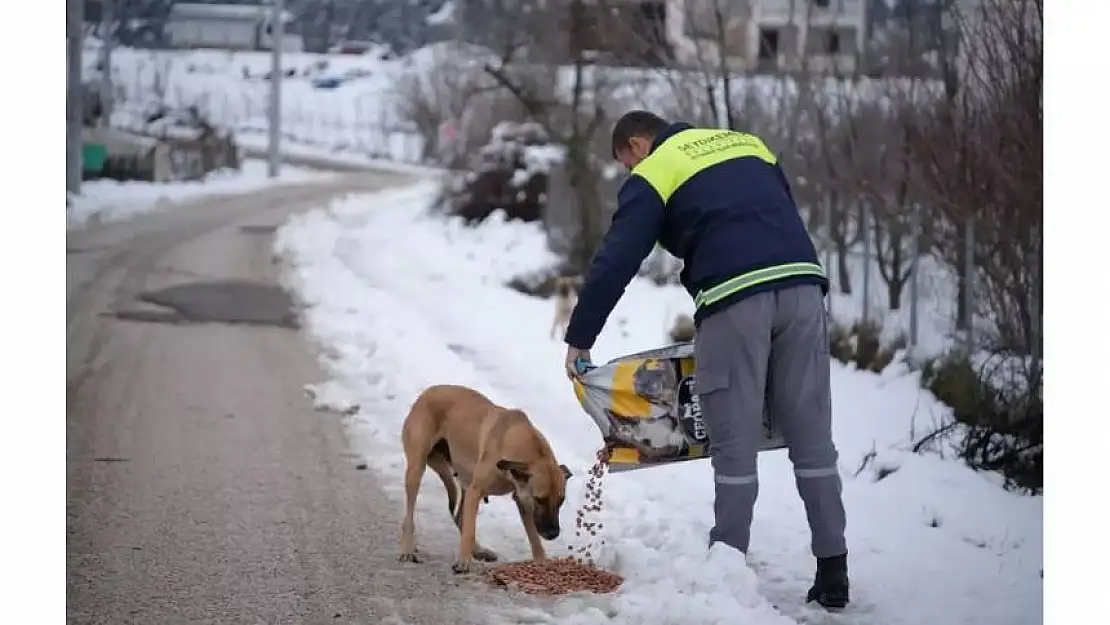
left=66, top=172, right=546, bottom=625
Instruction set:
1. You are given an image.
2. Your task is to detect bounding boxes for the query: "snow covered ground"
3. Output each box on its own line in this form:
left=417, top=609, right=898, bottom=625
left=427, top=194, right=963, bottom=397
left=274, top=180, right=1043, bottom=625
left=66, top=159, right=335, bottom=229
left=93, top=45, right=437, bottom=164
left=234, top=133, right=445, bottom=178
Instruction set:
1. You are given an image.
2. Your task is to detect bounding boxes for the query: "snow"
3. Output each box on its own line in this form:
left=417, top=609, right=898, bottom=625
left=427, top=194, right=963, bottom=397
left=823, top=249, right=960, bottom=361
left=233, top=133, right=445, bottom=178
left=98, top=47, right=430, bottom=163
left=274, top=180, right=1043, bottom=625
left=67, top=159, right=334, bottom=229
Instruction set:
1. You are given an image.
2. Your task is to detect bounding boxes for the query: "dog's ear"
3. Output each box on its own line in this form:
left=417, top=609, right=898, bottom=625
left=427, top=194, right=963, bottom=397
left=497, top=459, right=531, bottom=482
left=560, top=464, right=573, bottom=481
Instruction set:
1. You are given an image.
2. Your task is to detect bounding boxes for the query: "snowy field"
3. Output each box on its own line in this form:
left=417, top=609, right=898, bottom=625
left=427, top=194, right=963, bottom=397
left=274, top=180, right=1043, bottom=625
left=90, top=43, right=457, bottom=163
left=67, top=159, right=335, bottom=229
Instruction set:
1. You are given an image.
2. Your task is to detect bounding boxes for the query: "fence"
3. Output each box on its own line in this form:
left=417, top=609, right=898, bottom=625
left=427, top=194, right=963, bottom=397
left=815, top=200, right=968, bottom=360
left=816, top=201, right=1042, bottom=367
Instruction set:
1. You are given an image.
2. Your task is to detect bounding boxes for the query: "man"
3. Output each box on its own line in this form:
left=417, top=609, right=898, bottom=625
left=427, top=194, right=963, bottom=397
left=561, top=111, right=850, bottom=609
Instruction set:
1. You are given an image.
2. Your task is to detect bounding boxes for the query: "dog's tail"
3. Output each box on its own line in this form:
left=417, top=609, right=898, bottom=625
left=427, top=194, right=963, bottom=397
left=426, top=439, right=459, bottom=517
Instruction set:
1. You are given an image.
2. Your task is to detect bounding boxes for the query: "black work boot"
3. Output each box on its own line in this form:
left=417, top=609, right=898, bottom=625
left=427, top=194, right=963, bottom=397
left=806, top=553, right=850, bottom=610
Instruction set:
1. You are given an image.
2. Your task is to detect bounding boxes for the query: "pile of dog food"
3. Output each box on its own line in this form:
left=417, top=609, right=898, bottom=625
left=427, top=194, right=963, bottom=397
left=483, top=449, right=623, bottom=596
left=484, top=557, right=623, bottom=595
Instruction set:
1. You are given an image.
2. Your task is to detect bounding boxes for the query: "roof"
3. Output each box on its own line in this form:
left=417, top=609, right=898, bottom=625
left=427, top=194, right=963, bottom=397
left=169, top=3, right=294, bottom=23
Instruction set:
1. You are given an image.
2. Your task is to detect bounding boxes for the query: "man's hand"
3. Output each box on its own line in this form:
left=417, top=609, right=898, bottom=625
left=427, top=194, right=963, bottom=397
left=564, top=346, right=592, bottom=381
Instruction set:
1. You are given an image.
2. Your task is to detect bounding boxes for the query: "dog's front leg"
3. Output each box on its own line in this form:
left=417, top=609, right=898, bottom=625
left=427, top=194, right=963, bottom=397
left=453, top=485, right=499, bottom=562
left=514, top=499, right=547, bottom=562
left=452, top=484, right=484, bottom=574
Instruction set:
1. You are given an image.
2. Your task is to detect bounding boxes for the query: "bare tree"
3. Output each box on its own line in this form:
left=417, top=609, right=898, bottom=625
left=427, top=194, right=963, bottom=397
left=460, top=0, right=625, bottom=272
left=908, top=0, right=1042, bottom=493
left=673, top=0, right=755, bottom=129
left=796, top=82, right=866, bottom=294
left=394, top=42, right=515, bottom=167
left=787, top=0, right=873, bottom=295
left=853, top=6, right=945, bottom=312
left=858, top=84, right=931, bottom=311
left=911, top=0, right=1042, bottom=358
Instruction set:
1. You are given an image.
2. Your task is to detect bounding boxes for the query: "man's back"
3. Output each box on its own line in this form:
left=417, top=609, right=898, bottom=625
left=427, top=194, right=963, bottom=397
left=629, top=123, right=826, bottom=323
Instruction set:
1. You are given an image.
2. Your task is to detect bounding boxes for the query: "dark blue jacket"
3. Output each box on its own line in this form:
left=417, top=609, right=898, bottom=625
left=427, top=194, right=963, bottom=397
left=564, top=122, right=827, bottom=350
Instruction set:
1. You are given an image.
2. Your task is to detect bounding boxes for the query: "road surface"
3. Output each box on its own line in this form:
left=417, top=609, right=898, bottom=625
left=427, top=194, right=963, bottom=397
left=66, top=172, right=545, bottom=625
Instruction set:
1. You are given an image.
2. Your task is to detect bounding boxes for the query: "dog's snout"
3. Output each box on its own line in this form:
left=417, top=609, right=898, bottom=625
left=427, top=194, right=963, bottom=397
left=537, top=514, right=561, bottom=541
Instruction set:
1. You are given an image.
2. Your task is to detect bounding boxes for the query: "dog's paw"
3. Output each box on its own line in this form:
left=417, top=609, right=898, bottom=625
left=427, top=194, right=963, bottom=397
left=397, top=552, right=420, bottom=564
left=473, top=547, right=499, bottom=562
left=451, top=557, right=476, bottom=574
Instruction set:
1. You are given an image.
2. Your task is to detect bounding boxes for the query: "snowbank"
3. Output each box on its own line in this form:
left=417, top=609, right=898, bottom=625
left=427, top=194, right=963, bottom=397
left=67, top=160, right=333, bottom=229
left=274, top=180, right=1042, bottom=625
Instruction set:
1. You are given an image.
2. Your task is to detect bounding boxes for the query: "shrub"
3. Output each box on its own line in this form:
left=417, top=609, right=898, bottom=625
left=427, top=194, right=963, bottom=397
left=828, top=319, right=906, bottom=373
left=439, top=122, right=563, bottom=224
left=394, top=42, right=528, bottom=168
left=918, top=352, right=1042, bottom=494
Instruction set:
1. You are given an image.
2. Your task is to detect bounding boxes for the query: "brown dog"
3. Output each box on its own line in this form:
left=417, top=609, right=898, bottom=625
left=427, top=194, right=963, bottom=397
left=397, top=384, right=573, bottom=573
left=550, top=276, right=581, bottom=340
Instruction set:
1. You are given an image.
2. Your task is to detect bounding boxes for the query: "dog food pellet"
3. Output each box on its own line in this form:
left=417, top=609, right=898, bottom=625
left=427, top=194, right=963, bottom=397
left=567, top=447, right=612, bottom=566
left=483, top=557, right=623, bottom=595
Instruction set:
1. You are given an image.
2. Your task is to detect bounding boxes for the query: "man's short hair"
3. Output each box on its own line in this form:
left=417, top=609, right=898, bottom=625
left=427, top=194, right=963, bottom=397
left=611, top=110, right=669, bottom=159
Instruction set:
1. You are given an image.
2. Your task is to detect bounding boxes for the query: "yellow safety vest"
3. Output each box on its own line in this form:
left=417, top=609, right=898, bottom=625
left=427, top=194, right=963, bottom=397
left=631, top=128, right=825, bottom=310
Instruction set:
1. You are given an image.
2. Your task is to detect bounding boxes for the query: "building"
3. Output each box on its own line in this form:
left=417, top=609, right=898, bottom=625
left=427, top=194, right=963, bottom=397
left=453, top=0, right=672, bottom=66
left=862, top=0, right=963, bottom=78
left=166, top=2, right=304, bottom=52
left=671, top=0, right=868, bottom=75
left=451, top=0, right=864, bottom=73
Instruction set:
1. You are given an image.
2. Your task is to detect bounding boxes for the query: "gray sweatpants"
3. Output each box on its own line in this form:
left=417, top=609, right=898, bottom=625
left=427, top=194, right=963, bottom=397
left=694, top=284, right=847, bottom=558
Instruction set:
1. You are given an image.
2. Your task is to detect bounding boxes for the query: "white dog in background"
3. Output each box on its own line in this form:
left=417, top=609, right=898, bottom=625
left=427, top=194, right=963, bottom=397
left=550, top=276, right=581, bottom=340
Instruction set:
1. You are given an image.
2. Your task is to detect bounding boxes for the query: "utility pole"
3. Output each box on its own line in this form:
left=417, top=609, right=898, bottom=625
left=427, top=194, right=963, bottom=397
left=98, top=0, right=114, bottom=126
left=67, top=0, right=85, bottom=194
left=908, top=203, right=921, bottom=357
left=963, top=217, right=975, bottom=352
left=268, top=0, right=285, bottom=178
left=823, top=201, right=834, bottom=317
